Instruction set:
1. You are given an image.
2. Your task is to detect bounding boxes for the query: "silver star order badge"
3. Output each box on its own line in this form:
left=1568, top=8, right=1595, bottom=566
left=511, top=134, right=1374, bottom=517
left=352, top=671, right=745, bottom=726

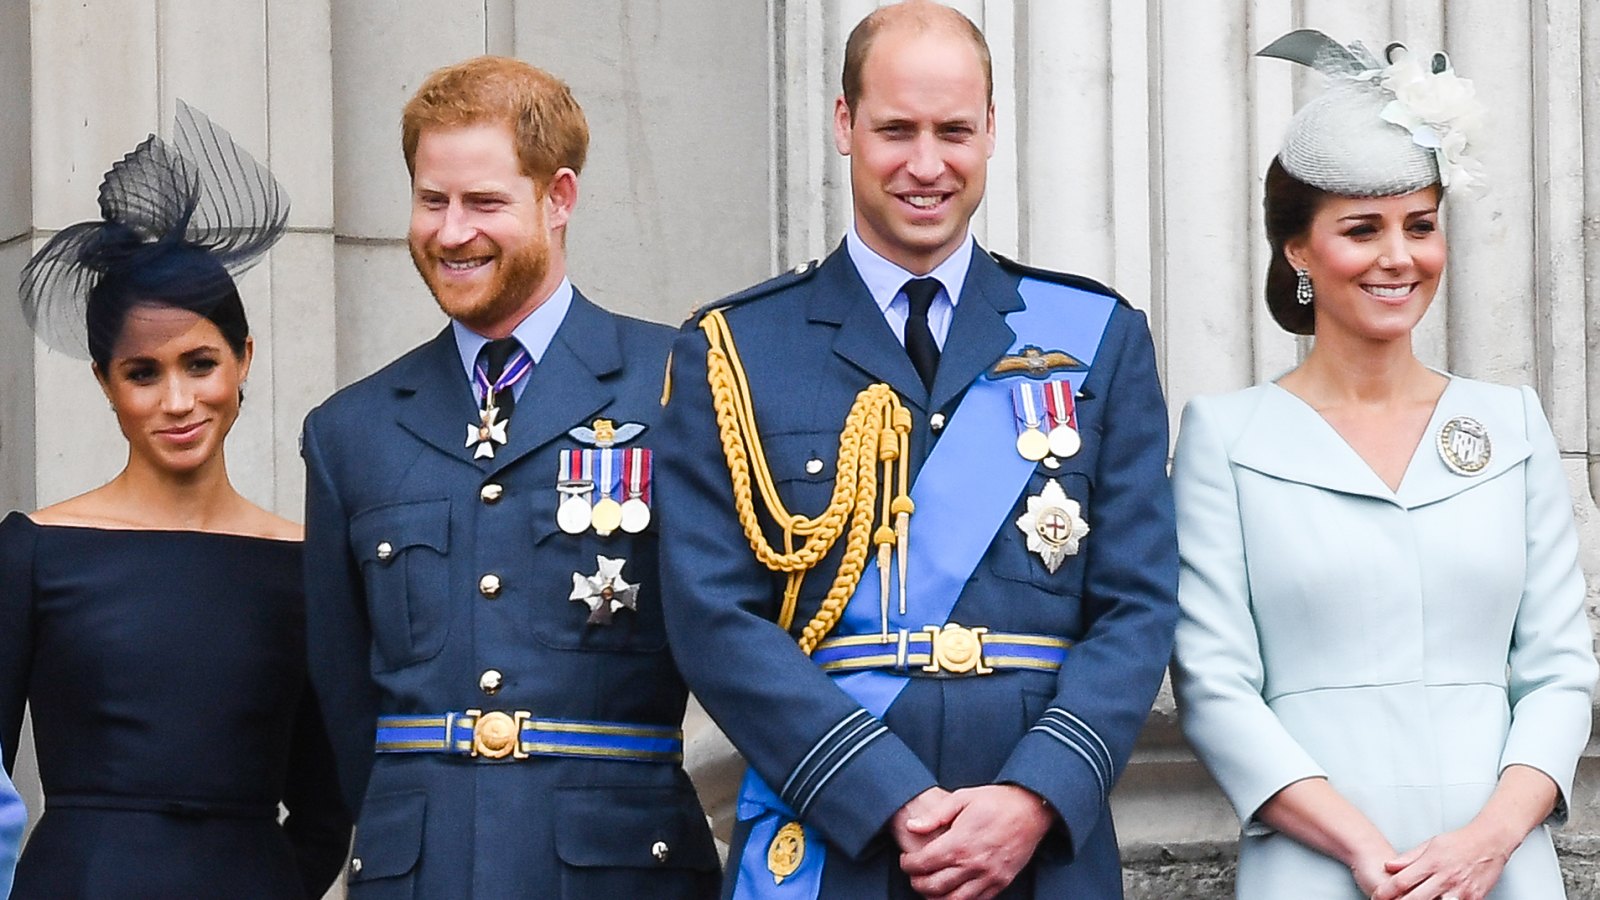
left=466, top=403, right=509, bottom=459
left=569, top=555, right=639, bottom=625
left=1015, top=478, right=1090, bottom=573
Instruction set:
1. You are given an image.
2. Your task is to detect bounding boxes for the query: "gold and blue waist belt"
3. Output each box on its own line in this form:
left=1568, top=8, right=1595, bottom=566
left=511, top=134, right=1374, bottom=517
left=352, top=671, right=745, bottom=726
left=812, top=624, right=1071, bottom=677
left=374, top=710, right=683, bottom=763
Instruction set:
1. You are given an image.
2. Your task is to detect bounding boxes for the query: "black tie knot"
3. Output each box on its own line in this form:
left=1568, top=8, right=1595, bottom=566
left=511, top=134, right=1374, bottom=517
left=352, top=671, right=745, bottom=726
left=483, top=338, right=521, bottom=382
left=903, top=278, right=940, bottom=318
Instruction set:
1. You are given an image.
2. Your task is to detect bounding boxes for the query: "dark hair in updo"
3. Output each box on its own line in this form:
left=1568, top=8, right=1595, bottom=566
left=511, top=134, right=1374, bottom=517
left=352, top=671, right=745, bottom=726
left=1262, top=157, right=1332, bottom=336
left=84, top=239, right=250, bottom=372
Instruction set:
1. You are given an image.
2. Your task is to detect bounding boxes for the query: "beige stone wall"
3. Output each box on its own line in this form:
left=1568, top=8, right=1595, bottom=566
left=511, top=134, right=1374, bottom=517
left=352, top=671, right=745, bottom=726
left=6, top=1, right=1599, bottom=895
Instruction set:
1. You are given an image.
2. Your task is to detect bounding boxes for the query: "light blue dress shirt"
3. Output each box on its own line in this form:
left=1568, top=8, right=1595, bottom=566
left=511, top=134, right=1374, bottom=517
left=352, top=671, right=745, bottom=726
left=844, top=224, right=973, bottom=351
left=451, top=277, right=574, bottom=403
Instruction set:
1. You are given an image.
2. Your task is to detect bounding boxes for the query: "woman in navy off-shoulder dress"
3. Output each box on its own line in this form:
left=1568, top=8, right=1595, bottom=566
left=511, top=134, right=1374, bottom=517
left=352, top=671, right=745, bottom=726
left=0, top=102, right=350, bottom=898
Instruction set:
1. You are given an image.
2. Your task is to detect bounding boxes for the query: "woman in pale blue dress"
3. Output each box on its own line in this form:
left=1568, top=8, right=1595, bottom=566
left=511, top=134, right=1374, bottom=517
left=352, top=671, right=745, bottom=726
left=0, top=745, right=20, bottom=897
left=1172, top=31, right=1597, bottom=900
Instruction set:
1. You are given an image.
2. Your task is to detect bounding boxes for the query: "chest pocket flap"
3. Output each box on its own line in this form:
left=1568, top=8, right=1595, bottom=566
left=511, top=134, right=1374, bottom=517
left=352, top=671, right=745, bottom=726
left=349, top=790, right=426, bottom=884
left=349, top=498, right=452, bottom=669
left=553, top=785, right=719, bottom=872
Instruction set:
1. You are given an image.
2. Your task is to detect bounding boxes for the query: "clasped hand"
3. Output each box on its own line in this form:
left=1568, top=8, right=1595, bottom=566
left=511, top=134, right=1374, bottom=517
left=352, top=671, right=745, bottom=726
left=1365, top=824, right=1513, bottom=900
left=890, top=785, right=1054, bottom=900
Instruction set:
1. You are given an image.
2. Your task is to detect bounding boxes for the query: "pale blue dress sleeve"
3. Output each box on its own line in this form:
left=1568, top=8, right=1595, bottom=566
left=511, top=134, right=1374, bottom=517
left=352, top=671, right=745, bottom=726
left=1170, top=395, right=1327, bottom=831
left=1497, top=386, right=1599, bottom=820
left=0, top=742, right=22, bottom=898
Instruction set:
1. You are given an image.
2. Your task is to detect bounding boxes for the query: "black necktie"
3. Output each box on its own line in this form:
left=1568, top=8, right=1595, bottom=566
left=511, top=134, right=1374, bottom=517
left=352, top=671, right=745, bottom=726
left=482, top=338, right=522, bottom=421
left=902, top=278, right=941, bottom=391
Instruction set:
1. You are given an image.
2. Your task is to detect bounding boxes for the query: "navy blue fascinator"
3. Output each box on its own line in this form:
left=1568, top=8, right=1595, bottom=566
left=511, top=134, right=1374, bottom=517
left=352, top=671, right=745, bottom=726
left=19, top=100, right=288, bottom=360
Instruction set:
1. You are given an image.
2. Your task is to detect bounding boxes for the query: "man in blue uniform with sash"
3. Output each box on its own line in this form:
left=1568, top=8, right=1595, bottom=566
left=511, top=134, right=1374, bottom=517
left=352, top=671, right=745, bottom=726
left=302, top=57, right=717, bottom=897
left=658, top=2, right=1178, bottom=897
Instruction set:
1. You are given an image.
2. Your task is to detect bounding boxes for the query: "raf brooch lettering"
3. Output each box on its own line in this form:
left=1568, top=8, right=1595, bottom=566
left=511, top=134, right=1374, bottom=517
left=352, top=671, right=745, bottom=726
left=1437, top=415, right=1491, bottom=476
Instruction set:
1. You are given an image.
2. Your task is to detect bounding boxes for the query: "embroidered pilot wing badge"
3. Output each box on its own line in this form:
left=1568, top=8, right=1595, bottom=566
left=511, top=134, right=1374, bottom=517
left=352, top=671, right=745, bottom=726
left=1016, top=479, right=1089, bottom=573
left=569, top=555, right=640, bottom=625
left=989, top=345, right=1085, bottom=380
left=567, top=418, right=647, bottom=448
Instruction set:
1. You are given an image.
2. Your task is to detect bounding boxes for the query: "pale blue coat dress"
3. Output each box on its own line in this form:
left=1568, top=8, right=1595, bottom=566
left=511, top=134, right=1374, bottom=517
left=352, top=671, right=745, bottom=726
left=1, top=739, right=21, bottom=897
left=1172, top=376, right=1597, bottom=899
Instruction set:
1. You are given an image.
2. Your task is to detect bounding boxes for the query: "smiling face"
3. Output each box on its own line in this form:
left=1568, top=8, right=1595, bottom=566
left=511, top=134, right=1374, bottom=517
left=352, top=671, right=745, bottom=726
left=834, top=25, right=995, bottom=275
left=97, top=305, right=252, bottom=477
left=407, top=121, right=575, bottom=336
left=1285, top=188, right=1446, bottom=345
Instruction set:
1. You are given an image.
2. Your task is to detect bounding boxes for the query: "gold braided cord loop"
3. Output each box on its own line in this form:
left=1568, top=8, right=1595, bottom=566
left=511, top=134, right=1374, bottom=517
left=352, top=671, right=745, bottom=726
left=699, top=310, right=912, bottom=654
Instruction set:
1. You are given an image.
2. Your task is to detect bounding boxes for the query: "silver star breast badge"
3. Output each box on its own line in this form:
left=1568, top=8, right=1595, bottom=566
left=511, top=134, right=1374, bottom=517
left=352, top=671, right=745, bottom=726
left=466, top=404, right=510, bottom=459
left=1015, top=478, right=1090, bottom=573
left=568, top=555, right=640, bottom=625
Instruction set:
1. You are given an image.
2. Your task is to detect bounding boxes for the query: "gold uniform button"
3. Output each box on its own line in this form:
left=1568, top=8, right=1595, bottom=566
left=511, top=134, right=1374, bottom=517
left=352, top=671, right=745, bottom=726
left=480, top=483, right=505, bottom=503
left=350, top=857, right=363, bottom=874
left=375, top=541, right=394, bottom=562
left=804, top=458, right=824, bottom=475
left=479, top=574, right=502, bottom=598
left=930, top=413, right=947, bottom=432
left=479, top=669, right=503, bottom=694
left=652, top=840, right=670, bottom=863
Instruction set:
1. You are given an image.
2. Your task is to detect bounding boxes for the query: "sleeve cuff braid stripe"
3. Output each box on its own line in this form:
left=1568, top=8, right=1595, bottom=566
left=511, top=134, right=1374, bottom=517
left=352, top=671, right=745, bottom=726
left=782, top=711, right=888, bottom=814
left=786, top=715, right=886, bottom=814
left=781, top=709, right=872, bottom=799
left=1042, top=708, right=1114, bottom=778
left=793, top=723, right=888, bottom=817
left=1030, top=720, right=1109, bottom=801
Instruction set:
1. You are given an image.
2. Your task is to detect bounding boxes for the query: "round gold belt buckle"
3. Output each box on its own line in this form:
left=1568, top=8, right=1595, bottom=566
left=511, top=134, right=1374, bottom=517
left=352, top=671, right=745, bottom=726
left=473, top=711, right=518, bottom=759
left=930, top=623, right=987, bottom=674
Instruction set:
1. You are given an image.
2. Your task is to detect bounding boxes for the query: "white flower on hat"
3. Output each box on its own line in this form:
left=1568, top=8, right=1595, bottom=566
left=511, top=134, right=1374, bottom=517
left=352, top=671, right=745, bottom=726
left=1368, top=48, right=1487, bottom=191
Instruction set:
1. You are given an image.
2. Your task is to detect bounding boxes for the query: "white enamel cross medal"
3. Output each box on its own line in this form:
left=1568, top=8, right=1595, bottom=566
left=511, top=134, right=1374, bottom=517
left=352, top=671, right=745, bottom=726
left=467, top=401, right=510, bottom=459
left=1015, top=478, right=1089, bottom=573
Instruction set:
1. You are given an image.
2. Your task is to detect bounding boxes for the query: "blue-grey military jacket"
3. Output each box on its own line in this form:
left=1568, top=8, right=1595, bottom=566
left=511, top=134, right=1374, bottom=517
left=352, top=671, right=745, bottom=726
left=658, top=244, right=1179, bottom=898
left=303, top=292, right=718, bottom=898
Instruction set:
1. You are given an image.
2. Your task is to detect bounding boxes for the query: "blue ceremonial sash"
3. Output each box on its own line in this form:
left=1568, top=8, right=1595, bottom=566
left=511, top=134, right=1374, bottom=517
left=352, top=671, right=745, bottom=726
left=732, top=278, right=1118, bottom=899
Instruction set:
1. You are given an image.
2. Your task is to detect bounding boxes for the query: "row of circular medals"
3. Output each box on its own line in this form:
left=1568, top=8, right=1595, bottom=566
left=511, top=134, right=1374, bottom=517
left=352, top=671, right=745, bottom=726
left=557, top=483, right=650, bottom=536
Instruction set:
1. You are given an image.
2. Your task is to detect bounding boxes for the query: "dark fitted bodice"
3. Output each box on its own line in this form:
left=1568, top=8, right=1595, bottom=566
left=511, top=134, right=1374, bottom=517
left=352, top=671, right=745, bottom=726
left=0, top=512, right=348, bottom=899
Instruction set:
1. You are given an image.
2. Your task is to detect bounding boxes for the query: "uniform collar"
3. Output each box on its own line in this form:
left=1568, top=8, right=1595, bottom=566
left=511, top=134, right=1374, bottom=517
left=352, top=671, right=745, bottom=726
left=845, top=223, right=974, bottom=315
left=451, top=276, right=574, bottom=381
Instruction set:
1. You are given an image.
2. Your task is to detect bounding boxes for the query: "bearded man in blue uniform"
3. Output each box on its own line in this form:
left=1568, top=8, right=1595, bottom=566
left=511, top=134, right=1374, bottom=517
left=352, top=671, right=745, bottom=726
left=302, top=57, right=717, bottom=897
left=658, top=2, right=1178, bottom=898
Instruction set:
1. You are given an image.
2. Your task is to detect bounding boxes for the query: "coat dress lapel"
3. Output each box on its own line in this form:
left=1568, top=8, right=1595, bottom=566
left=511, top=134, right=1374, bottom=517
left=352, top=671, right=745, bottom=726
left=1230, top=378, right=1532, bottom=509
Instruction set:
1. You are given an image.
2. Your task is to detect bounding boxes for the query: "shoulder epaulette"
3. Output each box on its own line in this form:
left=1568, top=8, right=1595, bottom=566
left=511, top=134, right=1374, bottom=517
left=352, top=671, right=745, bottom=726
left=683, top=258, right=822, bottom=325
left=990, top=253, right=1132, bottom=308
